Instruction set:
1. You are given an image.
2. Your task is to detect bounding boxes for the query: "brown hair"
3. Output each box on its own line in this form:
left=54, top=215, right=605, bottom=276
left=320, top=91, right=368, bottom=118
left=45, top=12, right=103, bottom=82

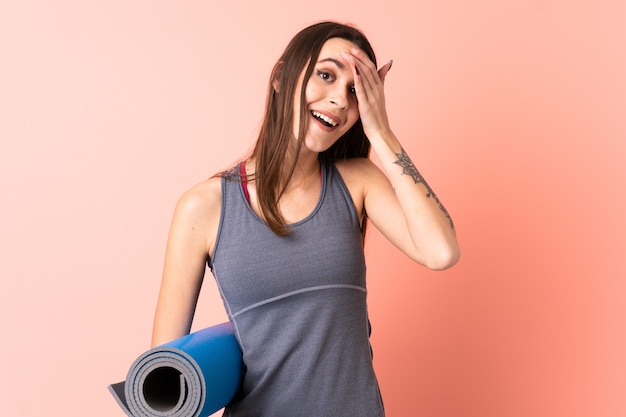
left=239, top=21, right=377, bottom=236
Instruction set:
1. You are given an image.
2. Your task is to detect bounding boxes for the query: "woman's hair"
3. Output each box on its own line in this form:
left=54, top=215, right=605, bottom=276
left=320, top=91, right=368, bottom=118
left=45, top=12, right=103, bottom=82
left=241, top=21, right=377, bottom=236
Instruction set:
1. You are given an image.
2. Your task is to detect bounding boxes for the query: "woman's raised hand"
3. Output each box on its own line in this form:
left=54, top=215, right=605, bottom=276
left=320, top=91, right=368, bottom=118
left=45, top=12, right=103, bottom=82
left=341, top=48, right=393, bottom=142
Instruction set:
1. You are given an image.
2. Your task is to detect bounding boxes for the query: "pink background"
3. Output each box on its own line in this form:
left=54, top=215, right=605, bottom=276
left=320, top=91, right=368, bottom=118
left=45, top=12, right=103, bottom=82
left=1, top=1, right=625, bottom=416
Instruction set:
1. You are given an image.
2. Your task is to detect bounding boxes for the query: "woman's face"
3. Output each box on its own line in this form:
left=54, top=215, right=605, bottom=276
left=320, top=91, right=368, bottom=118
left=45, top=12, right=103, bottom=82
left=291, top=37, right=362, bottom=154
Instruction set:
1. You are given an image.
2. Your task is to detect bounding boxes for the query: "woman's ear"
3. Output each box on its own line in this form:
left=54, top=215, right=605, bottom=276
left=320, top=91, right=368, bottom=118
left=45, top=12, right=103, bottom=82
left=272, top=61, right=284, bottom=93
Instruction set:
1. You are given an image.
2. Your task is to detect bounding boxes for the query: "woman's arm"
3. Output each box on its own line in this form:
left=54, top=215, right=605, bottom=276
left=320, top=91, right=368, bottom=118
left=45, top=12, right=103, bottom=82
left=151, top=178, right=222, bottom=347
left=342, top=49, right=460, bottom=270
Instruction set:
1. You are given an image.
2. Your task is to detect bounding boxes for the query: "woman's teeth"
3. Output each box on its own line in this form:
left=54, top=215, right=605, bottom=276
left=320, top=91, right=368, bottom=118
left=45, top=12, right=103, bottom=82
left=311, top=111, right=337, bottom=127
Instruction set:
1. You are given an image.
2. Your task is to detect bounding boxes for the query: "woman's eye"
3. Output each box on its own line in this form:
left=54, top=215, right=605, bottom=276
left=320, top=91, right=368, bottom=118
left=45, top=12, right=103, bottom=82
left=317, top=70, right=333, bottom=82
left=349, top=85, right=356, bottom=95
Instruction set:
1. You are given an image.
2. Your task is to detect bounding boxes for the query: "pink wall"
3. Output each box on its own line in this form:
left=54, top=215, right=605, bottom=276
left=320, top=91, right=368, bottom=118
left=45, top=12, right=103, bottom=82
left=1, top=1, right=625, bottom=416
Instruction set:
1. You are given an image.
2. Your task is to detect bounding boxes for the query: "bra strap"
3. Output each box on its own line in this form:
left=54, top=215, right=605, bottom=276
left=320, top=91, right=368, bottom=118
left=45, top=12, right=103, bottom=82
left=240, top=161, right=250, bottom=203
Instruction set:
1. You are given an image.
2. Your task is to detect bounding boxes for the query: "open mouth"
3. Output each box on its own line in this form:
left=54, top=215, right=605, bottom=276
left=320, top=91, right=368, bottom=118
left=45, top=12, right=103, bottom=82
left=311, top=111, right=338, bottom=128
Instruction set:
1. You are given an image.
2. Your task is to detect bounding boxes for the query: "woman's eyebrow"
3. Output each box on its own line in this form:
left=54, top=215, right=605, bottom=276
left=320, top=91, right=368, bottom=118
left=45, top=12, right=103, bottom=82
left=317, top=57, right=345, bottom=69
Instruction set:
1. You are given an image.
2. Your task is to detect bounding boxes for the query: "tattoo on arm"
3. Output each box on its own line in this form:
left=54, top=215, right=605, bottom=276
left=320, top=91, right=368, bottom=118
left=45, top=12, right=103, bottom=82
left=393, top=148, right=454, bottom=228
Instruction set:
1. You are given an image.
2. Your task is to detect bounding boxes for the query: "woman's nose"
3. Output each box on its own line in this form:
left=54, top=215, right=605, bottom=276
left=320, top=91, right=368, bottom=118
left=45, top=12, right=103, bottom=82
left=329, top=87, right=349, bottom=109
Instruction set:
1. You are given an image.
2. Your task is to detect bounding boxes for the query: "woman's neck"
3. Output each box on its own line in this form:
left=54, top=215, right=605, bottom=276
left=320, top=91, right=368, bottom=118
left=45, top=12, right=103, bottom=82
left=273, top=143, right=321, bottom=189
left=282, top=154, right=320, bottom=192
left=246, top=151, right=320, bottom=188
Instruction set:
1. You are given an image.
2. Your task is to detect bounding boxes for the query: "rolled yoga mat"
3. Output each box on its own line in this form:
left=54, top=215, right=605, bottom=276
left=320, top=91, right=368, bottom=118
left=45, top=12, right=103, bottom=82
left=108, top=322, right=243, bottom=417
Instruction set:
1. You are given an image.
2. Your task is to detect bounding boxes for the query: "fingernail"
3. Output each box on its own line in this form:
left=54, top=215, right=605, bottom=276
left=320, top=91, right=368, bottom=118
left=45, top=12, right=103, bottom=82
left=388, top=59, right=394, bottom=69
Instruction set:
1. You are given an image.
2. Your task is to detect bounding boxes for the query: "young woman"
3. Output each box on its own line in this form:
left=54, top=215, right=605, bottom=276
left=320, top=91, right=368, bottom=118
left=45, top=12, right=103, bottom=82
left=152, top=21, right=459, bottom=416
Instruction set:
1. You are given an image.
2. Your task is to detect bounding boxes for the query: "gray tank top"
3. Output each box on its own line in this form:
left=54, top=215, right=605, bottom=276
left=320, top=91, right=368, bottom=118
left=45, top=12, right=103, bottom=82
left=209, top=159, right=385, bottom=416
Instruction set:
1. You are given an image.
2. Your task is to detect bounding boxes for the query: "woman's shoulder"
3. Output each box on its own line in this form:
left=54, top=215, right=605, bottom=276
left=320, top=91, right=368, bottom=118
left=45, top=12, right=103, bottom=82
left=333, top=157, right=390, bottom=199
left=174, top=176, right=223, bottom=222
left=168, top=175, right=224, bottom=255
left=332, top=158, right=382, bottom=216
left=334, top=157, right=381, bottom=181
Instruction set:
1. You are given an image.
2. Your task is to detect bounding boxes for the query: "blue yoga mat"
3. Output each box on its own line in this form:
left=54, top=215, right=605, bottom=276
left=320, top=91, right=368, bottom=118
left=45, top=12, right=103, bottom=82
left=108, top=322, right=243, bottom=417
